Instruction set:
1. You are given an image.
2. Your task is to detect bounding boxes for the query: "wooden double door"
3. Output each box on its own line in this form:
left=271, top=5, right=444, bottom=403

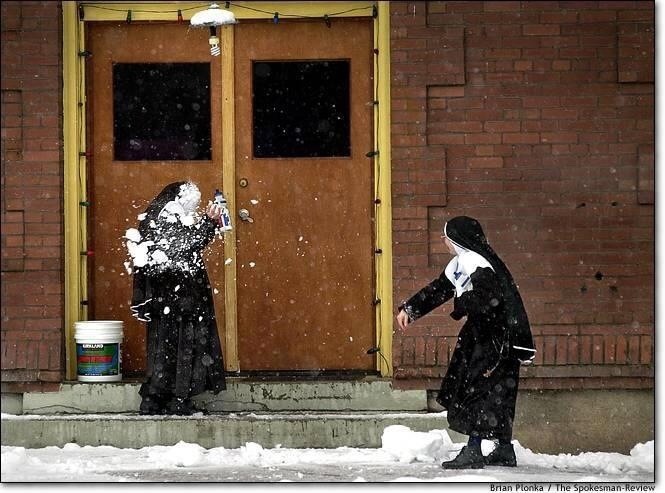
left=88, top=18, right=375, bottom=375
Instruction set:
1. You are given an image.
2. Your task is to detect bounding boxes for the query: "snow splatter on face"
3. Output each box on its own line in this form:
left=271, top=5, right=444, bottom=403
left=156, top=183, right=201, bottom=226
left=178, top=182, right=201, bottom=214
left=124, top=182, right=212, bottom=275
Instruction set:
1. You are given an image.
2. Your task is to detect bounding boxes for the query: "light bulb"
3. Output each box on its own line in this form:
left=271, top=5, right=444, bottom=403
left=209, top=35, right=220, bottom=56
left=190, top=3, right=236, bottom=57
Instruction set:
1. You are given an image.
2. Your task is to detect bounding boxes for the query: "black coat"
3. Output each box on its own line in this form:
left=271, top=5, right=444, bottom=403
left=400, top=216, right=535, bottom=441
left=130, top=182, right=226, bottom=400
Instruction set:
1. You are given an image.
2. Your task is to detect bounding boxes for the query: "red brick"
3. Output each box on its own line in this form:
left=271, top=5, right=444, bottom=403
left=503, top=133, right=541, bottom=144
left=523, top=24, right=561, bottom=36
left=579, top=336, right=593, bottom=364
left=615, top=336, right=628, bottom=364
left=467, top=157, right=503, bottom=169
left=428, top=86, right=465, bottom=98
left=567, top=337, right=579, bottom=364
left=639, top=336, right=652, bottom=365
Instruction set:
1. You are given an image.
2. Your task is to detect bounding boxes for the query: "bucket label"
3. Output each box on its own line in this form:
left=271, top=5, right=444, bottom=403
left=76, top=343, right=121, bottom=376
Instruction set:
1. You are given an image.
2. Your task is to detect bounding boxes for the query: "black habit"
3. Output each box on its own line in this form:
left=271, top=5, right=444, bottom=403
left=130, top=182, right=226, bottom=405
left=399, top=216, right=535, bottom=441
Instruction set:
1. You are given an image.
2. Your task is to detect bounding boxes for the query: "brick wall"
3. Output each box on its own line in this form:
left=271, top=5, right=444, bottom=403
left=391, top=1, right=654, bottom=389
left=1, top=1, right=64, bottom=390
left=0, top=1, right=655, bottom=391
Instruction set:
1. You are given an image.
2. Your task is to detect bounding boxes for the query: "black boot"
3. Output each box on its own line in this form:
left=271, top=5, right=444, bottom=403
left=139, top=395, right=167, bottom=415
left=441, top=445, right=485, bottom=469
left=165, top=397, right=195, bottom=415
left=166, top=397, right=208, bottom=416
left=484, top=442, right=517, bottom=467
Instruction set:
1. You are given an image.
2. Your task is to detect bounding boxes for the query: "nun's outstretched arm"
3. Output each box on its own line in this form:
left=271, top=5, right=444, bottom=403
left=398, top=272, right=455, bottom=324
left=169, top=215, right=218, bottom=257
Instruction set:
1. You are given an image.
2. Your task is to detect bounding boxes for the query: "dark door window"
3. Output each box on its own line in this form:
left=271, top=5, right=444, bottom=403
left=113, top=63, right=212, bottom=161
left=252, top=60, right=351, bottom=158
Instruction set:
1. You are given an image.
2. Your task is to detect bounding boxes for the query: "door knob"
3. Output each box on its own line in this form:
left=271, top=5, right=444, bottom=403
left=238, top=208, right=254, bottom=223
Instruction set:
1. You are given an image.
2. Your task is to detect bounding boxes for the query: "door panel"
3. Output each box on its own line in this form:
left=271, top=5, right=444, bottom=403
left=87, top=23, right=225, bottom=374
left=234, top=20, right=375, bottom=371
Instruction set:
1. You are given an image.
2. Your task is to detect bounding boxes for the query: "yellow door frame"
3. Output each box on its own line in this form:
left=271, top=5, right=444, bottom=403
left=62, top=1, right=392, bottom=379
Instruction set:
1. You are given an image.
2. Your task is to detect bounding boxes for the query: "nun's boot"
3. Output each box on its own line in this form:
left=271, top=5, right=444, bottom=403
left=166, top=397, right=196, bottom=416
left=484, top=443, right=517, bottom=467
left=138, top=395, right=167, bottom=415
left=166, top=397, right=208, bottom=416
left=441, top=445, right=485, bottom=469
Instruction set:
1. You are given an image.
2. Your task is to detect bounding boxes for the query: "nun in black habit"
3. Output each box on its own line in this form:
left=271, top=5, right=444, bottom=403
left=396, top=216, right=535, bottom=469
left=127, top=181, right=226, bottom=415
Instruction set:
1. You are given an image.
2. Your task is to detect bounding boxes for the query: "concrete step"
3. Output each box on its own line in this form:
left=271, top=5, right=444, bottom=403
left=11, top=378, right=427, bottom=414
left=1, top=411, right=460, bottom=449
left=1, top=379, right=450, bottom=449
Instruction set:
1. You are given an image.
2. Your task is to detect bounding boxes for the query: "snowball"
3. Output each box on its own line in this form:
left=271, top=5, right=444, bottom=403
left=154, top=441, right=207, bottom=468
left=240, top=442, right=264, bottom=463
left=1, top=447, right=28, bottom=469
left=381, top=425, right=453, bottom=463
left=190, top=7, right=236, bottom=27
left=151, top=249, right=168, bottom=265
left=126, top=240, right=154, bottom=268
left=124, top=228, right=141, bottom=243
left=629, top=441, right=654, bottom=472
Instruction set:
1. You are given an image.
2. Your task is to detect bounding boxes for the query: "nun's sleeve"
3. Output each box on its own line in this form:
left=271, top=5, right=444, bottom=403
left=454, top=266, right=503, bottom=321
left=168, top=215, right=217, bottom=257
left=398, top=272, right=455, bottom=323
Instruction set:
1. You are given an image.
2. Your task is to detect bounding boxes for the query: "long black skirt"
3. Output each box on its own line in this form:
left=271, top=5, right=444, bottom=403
left=436, top=322, right=520, bottom=441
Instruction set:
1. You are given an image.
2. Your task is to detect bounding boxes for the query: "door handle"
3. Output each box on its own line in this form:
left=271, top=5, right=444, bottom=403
left=238, top=208, right=254, bottom=223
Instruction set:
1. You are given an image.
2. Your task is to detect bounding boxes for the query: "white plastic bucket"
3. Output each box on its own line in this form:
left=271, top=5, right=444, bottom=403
left=74, top=320, right=123, bottom=382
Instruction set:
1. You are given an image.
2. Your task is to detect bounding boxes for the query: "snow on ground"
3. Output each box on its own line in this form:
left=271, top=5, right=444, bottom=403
left=1, top=425, right=654, bottom=485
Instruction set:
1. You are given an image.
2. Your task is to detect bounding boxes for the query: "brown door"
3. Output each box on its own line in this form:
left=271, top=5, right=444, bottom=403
left=87, top=23, right=225, bottom=374
left=234, top=19, right=375, bottom=371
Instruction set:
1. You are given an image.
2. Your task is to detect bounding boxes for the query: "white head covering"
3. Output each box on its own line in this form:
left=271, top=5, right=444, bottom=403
left=443, top=222, right=493, bottom=297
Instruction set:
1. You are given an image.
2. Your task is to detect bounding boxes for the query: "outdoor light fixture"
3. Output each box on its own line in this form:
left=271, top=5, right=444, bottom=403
left=190, top=3, right=237, bottom=56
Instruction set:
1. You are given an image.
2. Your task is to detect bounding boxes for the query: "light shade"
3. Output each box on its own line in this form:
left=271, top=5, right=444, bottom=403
left=190, top=3, right=237, bottom=27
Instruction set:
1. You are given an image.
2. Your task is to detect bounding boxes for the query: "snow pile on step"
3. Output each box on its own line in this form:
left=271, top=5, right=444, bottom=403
left=380, top=425, right=454, bottom=463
